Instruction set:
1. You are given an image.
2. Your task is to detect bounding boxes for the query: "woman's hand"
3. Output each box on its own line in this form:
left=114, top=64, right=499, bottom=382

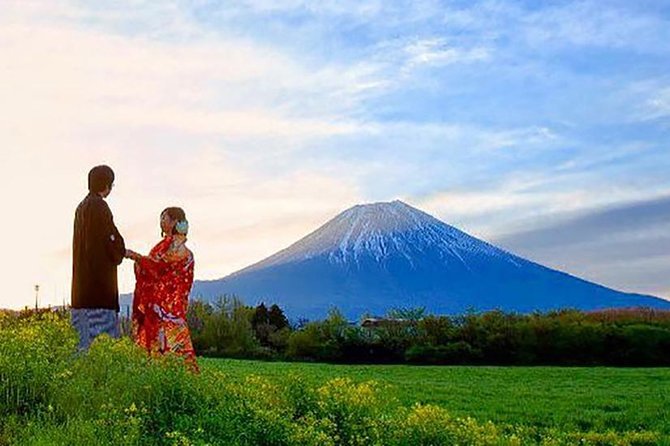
left=125, top=249, right=142, bottom=261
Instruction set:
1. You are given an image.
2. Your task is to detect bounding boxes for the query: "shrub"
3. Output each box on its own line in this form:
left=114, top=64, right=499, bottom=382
left=188, top=296, right=261, bottom=357
left=405, top=341, right=482, bottom=364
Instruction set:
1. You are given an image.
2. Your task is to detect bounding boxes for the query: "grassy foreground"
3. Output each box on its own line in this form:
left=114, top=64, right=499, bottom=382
left=1, top=314, right=668, bottom=445
left=203, top=358, right=670, bottom=435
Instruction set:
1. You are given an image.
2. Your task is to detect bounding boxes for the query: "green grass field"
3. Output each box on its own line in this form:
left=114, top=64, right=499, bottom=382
left=203, top=358, right=670, bottom=435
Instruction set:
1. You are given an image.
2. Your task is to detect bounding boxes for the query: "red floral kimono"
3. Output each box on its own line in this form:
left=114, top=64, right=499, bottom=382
left=132, top=235, right=198, bottom=371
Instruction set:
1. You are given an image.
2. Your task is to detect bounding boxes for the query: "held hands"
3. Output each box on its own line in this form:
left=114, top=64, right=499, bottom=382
left=125, top=249, right=142, bottom=261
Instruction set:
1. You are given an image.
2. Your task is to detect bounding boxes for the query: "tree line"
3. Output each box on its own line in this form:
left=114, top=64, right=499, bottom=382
left=184, top=296, right=670, bottom=366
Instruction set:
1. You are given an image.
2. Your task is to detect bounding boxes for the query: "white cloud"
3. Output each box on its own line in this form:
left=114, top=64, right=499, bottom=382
left=357, top=121, right=559, bottom=154
left=356, top=36, right=494, bottom=92
left=617, top=79, right=670, bottom=124
left=415, top=173, right=670, bottom=239
left=0, top=20, right=367, bottom=137
left=235, top=0, right=385, bottom=18
left=521, top=2, right=670, bottom=52
left=403, top=38, right=490, bottom=69
left=645, top=87, right=670, bottom=120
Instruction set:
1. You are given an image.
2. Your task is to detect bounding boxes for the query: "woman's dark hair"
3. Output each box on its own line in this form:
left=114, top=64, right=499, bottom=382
left=88, top=165, right=115, bottom=193
left=161, top=207, right=187, bottom=237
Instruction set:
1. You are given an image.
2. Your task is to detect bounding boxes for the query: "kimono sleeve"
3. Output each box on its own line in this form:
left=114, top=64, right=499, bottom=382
left=96, top=200, right=126, bottom=266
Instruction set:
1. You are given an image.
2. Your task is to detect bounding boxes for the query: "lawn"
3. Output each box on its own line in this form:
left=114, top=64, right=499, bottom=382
left=203, top=358, right=670, bottom=435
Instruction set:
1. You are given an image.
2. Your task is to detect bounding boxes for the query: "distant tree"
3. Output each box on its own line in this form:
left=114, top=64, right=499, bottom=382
left=251, top=303, right=269, bottom=328
left=251, top=303, right=271, bottom=345
left=386, top=306, right=427, bottom=321
left=294, top=317, right=310, bottom=330
left=268, top=304, right=289, bottom=330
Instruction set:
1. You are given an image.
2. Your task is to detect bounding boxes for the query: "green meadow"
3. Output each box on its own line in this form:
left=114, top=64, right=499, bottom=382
left=203, top=358, right=670, bottom=436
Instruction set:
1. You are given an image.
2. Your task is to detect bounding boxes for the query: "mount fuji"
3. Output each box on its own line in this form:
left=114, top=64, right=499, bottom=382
left=192, top=200, right=670, bottom=319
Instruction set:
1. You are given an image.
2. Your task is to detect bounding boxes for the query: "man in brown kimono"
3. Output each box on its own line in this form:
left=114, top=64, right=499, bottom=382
left=71, top=165, right=126, bottom=351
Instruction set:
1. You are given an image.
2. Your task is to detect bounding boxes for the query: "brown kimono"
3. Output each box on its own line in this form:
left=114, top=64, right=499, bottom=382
left=71, top=192, right=126, bottom=311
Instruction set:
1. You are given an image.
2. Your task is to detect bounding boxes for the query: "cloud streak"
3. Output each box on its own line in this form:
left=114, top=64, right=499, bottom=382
left=493, top=195, right=670, bottom=298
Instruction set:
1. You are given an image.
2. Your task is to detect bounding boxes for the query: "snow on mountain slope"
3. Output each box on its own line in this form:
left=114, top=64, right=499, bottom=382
left=232, top=200, right=519, bottom=274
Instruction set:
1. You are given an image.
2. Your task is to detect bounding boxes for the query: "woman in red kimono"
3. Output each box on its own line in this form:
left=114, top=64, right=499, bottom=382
left=126, top=207, right=198, bottom=371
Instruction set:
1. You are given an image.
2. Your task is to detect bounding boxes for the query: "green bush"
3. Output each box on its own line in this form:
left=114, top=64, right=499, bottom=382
left=405, top=341, right=482, bottom=364
left=188, top=296, right=261, bottom=357
left=0, top=311, right=76, bottom=416
left=617, top=325, right=670, bottom=365
left=286, top=309, right=348, bottom=361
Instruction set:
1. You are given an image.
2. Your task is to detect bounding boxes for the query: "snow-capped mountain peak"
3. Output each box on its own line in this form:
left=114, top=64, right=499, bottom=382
left=234, top=200, right=518, bottom=274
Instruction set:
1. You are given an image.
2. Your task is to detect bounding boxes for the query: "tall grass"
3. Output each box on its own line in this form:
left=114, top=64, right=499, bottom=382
left=0, top=314, right=665, bottom=445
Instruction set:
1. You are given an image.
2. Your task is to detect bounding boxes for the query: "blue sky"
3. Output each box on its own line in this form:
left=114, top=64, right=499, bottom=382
left=1, top=0, right=669, bottom=308
left=178, top=0, right=670, bottom=202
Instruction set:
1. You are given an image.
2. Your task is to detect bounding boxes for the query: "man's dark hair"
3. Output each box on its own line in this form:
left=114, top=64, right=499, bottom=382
left=88, top=165, right=115, bottom=193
